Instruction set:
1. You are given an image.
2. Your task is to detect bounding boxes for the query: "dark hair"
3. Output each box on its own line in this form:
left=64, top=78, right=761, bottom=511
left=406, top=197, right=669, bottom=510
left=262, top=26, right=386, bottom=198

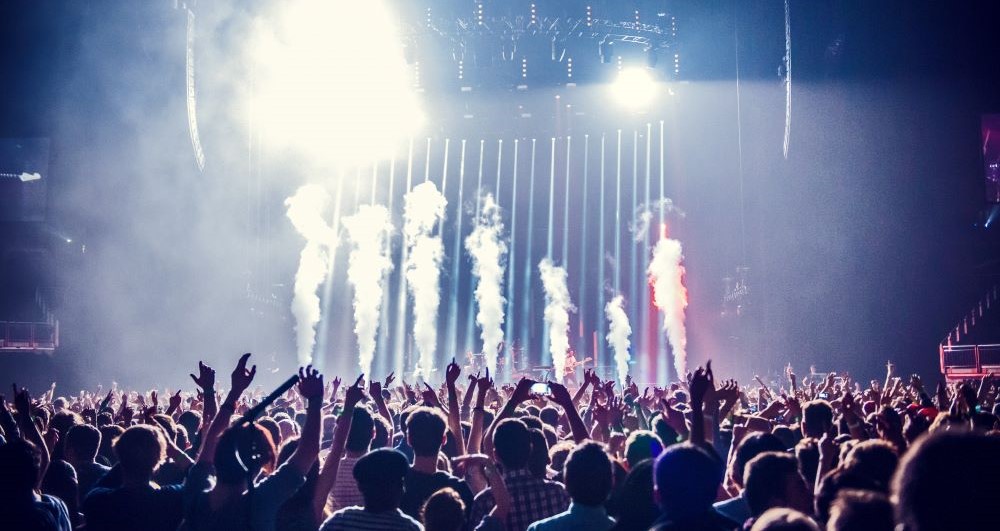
left=528, top=428, right=550, bottom=478
left=214, top=423, right=277, bottom=484
left=609, top=459, right=659, bottom=530
left=355, top=449, right=410, bottom=512
left=827, top=490, right=893, bottom=531
left=521, top=415, right=543, bottom=431
left=407, top=407, right=448, bottom=457
left=258, top=417, right=281, bottom=448
left=744, top=452, right=800, bottom=517
left=802, top=401, right=833, bottom=438
left=372, top=415, right=392, bottom=449
left=493, top=419, right=531, bottom=469
left=843, top=440, right=897, bottom=490
left=65, top=424, right=102, bottom=461
left=893, top=431, right=1000, bottom=531
left=346, top=406, right=376, bottom=453
left=421, top=487, right=466, bottom=531
left=654, top=443, right=723, bottom=516
left=750, top=508, right=819, bottom=531
left=539, top=406, right=560, bottom=427
left=815, top=468, right=881, bottom=523
left=733, top=433, right=787, bottom=489
left=178, top=410, right=202, bottom=442
left=625, top=431, right=664, bottom=468
left=0, top=438, right=42, bottom=495
left=565, top=442, right=614, bottom=506
left=114, top=425, right=166, bottom=477
left=793, top=438, right=819, bottom=487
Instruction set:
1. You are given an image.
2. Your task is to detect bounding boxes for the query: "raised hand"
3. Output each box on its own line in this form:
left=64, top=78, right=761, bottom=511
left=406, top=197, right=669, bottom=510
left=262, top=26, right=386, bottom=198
left=231, top=353, right=257, bottom=393
left=688, top=366, right=711, bottom=407
left=477, top=368, right=493, bottom=393
left=345, top=375, right=367, bottom=407
left=168, top=390, right=183, bottom=411
left=190, top=361, right=216, bottom=391
left=547, top=381, right=573, bottom=408
left=13, top=385, right=31, bottom=417
left=446, top=358, right=461, bottom=386
left=297, top=366, right=324, bottom=400
left=383, top=372, right=396, bottom=389
left=422, top=382, right=443, bottom=408
left=511, top=377, right=537, bottom=405
left=150, top=390, right=159, bottom=409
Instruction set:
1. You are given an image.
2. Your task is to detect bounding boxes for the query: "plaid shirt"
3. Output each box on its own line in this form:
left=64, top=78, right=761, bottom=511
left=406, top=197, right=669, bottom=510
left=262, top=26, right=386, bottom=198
left=469, top=468, right=570, bottom=531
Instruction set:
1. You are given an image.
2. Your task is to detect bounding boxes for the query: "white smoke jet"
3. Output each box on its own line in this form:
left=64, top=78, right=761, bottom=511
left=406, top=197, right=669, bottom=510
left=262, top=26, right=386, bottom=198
left=631, top=198, right=686, bottom=242
left=464, top=194, right=507, bottom=376
left=648, top=236, right=688, bottom=379
left=343, top=204, right=394, bottom=376
left=539, top=258, right=575, bottom=382
left=403, top=182, right=447, bottom=381
left=605, top=295, right=633, bottom=384
left=285, top=185, right=339, bottom=365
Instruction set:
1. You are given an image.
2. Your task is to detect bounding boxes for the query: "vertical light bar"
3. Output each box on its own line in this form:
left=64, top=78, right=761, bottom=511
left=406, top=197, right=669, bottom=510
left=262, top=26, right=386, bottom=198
left=521, top=139, right=538, bottom=366
left=614, top=129, right=622, bottom=294
left=504, top=139, right=519, bottom=373
left=578, top=135, right=589, bottom=352
left=597, top=134, right=606, bottom=372
left=630, top=130, right=639, bottom=354
left=657, top=120, right=668, bottom=384
left=446, top=140, right=467, bottom=367
left=542, top=137, right=557, bottom=366
left=464, top=140, right=486, bottom=355
left=394, top=138, right=415, bottom=375
left=641, top=123, right=652, bottom=379
left=376, top=156, right=395, bottom=376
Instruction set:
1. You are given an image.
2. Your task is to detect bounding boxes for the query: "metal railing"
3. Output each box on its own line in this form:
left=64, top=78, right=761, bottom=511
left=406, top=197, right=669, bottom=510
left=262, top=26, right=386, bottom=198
left=0, top=320, right=58, bottom=351
left=940, top=344, right=1000, bottom=380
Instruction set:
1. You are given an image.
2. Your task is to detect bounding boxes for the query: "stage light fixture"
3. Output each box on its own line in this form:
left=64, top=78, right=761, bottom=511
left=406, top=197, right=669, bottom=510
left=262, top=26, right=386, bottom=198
left=611, top=67, right=657, bottom=109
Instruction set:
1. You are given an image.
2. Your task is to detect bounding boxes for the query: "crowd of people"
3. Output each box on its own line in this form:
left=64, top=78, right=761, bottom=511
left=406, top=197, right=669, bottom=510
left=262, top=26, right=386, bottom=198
left=2, top=353, right=999, bottom=531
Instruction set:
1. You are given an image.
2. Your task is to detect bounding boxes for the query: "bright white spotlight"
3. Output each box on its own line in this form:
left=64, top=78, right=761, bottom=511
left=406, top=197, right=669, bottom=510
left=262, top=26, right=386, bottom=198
left=252, top=0, right=423, bottom=165
left=611, top=67, right=657, bottom=109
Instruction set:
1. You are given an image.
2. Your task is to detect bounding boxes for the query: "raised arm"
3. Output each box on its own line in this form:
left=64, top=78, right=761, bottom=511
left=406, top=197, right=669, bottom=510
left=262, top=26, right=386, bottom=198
left=288, top=366, right=324, bottom=474
left=190, top=361, right=217, bottom=431
left=313, top=375, right=365, bottom=520
left=445, top=359, right=467, bottom=456
left=195, top=353, right=256, bottom=465
left=13, top=386, right=49, bottom=487
left=467, top=369, right=492, bottom=454
left=549, top=381, right=589, bottom=443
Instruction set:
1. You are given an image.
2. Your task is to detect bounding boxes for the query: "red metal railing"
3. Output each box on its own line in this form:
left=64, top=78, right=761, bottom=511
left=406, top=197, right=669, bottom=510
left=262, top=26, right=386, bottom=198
left=0, top=320, right=58, bottom=351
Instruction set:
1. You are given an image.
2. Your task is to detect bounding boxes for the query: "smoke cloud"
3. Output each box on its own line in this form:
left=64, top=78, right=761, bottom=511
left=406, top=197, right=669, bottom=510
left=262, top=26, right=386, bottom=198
left=631, top=198, right=686, bottom=242
left=648, top=237, right=689, bottom=379
left=605, top=295, right=633, bottom=384
left=285, top=185, right=339, bottom=365
left=343, top=204, right=394, bottom=376
left=539, top=258, right=575, bottom=382
left=403, top=182, right=447, bottom=381
left=464, top=194, right=507, bottom=376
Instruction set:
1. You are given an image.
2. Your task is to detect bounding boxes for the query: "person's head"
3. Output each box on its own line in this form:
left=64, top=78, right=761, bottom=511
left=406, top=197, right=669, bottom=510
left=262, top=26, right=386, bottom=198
left=748, top=508, right=819, bottom=531
left=842, top=440, right=898, bottom=490
left=653, top=443, right=723, bottom=518
left=258, top=417, right=281, bottom=448
left=893, top=431, right=1000, bottom=531
left=421, top=487, right=466, bottom=531
left=372, top=415, right=392, bottom=449
left=625, top=430, right=664, bottom=469
left=114, top=424, right=166, bottom=480
left=730, top=433, right=786, bottom=490
left=493, top=419, right=531, bottom=470
left=407, top=407, right=448, bottom=457
left=354, top=448, right=410, bottom=512
left=527, top=428, right=550, bottom=478
left=64, top=424, right=102, bottom=463
left=548, top=440, right=575, bottom=477
left=0, top=438, right=43, bottom=496
left=814, top=468, right=881, bottom=523
left=346, top=406, right=376, bottom=453
left=744, top=452, right=812, bottom=517
left=610, top=458, right=659, bottom=528
left=539, top=406, right=560, bottom=428
left=793, top=438, right=819, bottom=487
left=801, top=400, right=833, bottom=438
left=177, top=410, right=201, bottom=442
left=98, top=425, right=124, bottom=464
left=827, top=490, right=894, bottom=531
left=214, top=423, right=277, bottom=484
left=564, top=441, right=614, bottom=507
